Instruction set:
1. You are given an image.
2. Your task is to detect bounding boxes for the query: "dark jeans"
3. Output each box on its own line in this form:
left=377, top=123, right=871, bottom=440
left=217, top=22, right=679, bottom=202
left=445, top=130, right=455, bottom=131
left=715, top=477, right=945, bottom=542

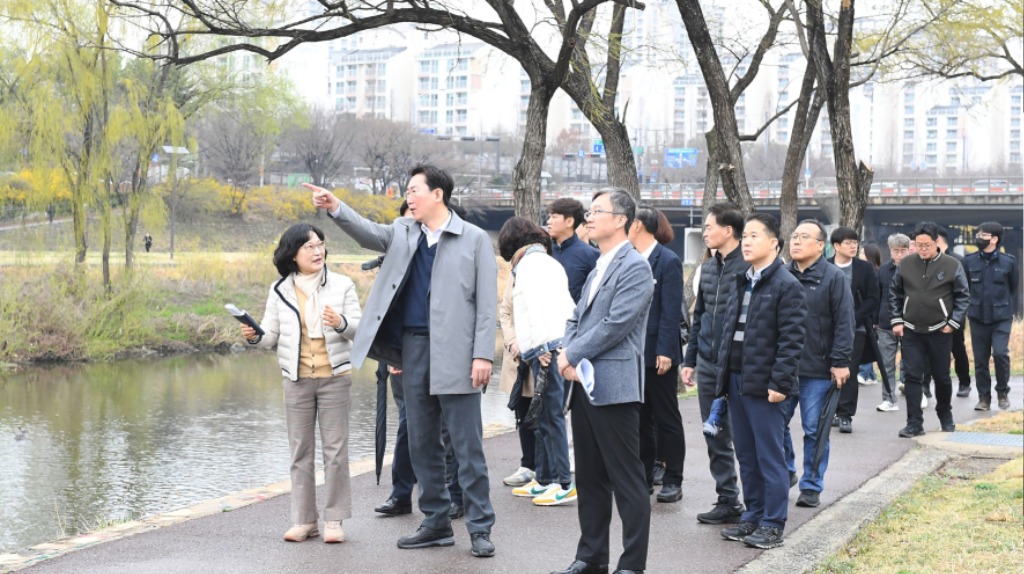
left=640, top=367, right=685, bottom=487
left=514, top=396, right=536, bottom=470
left=528, top=353, right=571, bottom=486
left=728, top=373, right=788, bottom=529
left=696, top=362, right=740, bottom=504
left=970, top=319, right=1012, bottom=398
left=836, top=332, right=865, bottom=419
left=782, top=378, right=833, bottom=493
left=902, top=330, right=954, bottom=428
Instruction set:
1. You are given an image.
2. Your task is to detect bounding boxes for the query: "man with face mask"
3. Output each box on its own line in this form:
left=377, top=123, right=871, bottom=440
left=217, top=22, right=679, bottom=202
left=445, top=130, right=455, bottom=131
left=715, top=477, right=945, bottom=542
left=963, top=222, right=1019, bottom=411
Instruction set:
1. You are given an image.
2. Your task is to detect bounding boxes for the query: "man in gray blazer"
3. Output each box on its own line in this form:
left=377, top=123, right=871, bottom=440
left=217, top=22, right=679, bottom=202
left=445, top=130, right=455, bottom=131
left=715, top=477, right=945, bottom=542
left=306, top=164, right=498, bottom=558
left=554, top=189, right=655, bottom=574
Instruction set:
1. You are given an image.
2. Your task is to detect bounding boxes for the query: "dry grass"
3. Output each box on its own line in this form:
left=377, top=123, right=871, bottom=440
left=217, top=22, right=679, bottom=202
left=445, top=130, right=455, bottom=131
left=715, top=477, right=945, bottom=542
left=963, top=410, right=1024, bottom=435
left=815, top=457, right=1024, bottom=574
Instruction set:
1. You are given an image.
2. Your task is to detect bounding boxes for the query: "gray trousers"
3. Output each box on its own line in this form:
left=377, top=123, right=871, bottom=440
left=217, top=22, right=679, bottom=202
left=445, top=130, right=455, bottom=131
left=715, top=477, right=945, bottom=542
left=876, top=329, right=902, bottom=404
left=402, top=332, right=494, bottom=534
left=697, top=363, right=740, bottom=504
left=283, top=374, right=352, bottom=525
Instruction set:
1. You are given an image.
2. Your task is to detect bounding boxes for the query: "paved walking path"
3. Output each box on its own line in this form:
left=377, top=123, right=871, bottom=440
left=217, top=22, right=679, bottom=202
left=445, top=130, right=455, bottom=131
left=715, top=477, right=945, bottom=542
left=10, top=378, right=1022, bottom=574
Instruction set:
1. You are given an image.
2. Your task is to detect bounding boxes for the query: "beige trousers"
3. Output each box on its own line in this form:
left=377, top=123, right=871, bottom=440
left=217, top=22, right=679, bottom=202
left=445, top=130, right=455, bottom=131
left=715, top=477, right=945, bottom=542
left=283, top=374, right=352, bottom=524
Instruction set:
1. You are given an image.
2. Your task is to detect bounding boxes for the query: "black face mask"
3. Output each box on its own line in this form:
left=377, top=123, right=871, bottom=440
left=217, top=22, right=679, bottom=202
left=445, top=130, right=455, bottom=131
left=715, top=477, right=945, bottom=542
left=974, top=237, right=992, bottom=251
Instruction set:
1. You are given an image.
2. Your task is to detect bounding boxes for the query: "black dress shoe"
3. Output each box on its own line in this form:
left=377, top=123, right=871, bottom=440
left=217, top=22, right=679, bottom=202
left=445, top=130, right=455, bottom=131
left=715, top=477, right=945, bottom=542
left=612, top=570, right=644, bottom=574
left=656, top=484, right=682, bottom=503
left=652, top=464, right=666, bottom=486
left=956, top=385, right=971, bottom=398
left=551, top=560, right=609, bottom=574
left=449, top=502, right=465, bottom=520
left=470, top=532, right=495, bottom=557
left=397, top=526, right=455, bottom=549
left=375, top=497, right=412, bottom=516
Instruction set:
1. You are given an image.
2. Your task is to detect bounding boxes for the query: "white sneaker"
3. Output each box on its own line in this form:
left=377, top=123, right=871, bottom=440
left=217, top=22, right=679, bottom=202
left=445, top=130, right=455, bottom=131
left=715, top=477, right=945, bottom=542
left=920, top=394, right=929, bottom=409
left=876, top=400, right=900, bottom=412
left=502, top=466, right=535, bottom=487
left=857, top=375, right=868, bottom=385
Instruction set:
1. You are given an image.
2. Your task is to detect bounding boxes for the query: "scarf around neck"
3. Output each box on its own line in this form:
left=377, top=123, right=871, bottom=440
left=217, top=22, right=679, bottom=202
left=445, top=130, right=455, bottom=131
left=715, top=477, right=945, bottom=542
left=510, top=243, right=547, bottom=278
left=293, top=269, right=325, bottom=339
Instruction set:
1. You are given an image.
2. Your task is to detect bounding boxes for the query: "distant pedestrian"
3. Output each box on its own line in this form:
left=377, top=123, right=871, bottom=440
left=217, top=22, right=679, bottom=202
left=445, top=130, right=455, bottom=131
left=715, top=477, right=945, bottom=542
left=889, top=221, right=970, bottom=437
left=144, top=233, right=153, bottom=253
left=681, top=202, right=746, bottom=526
left=546, top=198, right=599, bottom=304
left=935, top=227, right=972, bottom=398
left=240, top=223, right=362, bottom=544
left=828, top=227, right=879, bottom=434
left=716, top=213, right=807, bottom=550
left=498, top=217, right=576, bottom=507
left=629, top=205, right=686, bottom=504
left=857, top=243, right=882, bottom=385
left=875, top=233, right=911, bottom=412
left=782, top=220, right=855, bottom=510
left=964, top=222, right=1019, bottom=411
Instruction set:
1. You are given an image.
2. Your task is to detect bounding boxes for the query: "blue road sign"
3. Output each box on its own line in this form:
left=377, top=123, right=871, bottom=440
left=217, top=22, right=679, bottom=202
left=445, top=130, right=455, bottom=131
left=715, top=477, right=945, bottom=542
left=681, top=198, right=694, bottom=207
left=578, top=150, right=585, bottom=158
left=665, top=147, right=698, bottom=168
left=593, top=143, right=605, bottom=154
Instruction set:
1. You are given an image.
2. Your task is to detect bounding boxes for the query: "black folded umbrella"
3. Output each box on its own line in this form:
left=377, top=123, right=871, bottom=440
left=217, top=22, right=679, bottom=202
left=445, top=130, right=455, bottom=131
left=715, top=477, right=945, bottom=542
left=374, top=362, right=389, bottom=485
left=524, top=362, right=548, bottom=430
left=811, top=381, right=842, bottom=483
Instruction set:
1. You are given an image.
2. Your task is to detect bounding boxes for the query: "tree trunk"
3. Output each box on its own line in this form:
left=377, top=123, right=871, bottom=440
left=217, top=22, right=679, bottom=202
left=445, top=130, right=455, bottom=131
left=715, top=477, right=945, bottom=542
left=676, top=0, right=753, bottom=214
left=101, top=177, right=112, bottom=291
left=595, top=118, right=638, bottom=196
left=125, top=149, right=151, bottom=271
left=512, top=81, right=556, bottom=222
left=701, top=129, right=720, bottom=222
left=779, top=58, right=824, bottom=243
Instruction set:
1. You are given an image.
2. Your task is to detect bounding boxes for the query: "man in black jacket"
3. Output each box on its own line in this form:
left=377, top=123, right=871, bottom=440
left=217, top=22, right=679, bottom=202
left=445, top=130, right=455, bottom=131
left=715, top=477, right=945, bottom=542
left=964, top=222, right=1019, bottom=411
left=716, top=213, right=807, bottom=550
left=890, top=221, right=971, bottom=437
left=782, top=220, right=855, bottom=509
left=829, top=227, right=880, bottom=434
left=630, top=206, right=686, bottom=504
left=681, top=202, right=747, bottom=525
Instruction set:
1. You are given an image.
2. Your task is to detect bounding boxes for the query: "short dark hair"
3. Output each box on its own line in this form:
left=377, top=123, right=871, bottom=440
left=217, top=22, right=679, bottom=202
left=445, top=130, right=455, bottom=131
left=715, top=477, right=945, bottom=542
left=592, top=188, right=636, bottom=232
left=498, top=216, right=552, bottom=261
left=978, top=221, right=1004, bottom=242
left=746, top=212, right=783, bottom=252
left=654, top=209, right=675, bottom=244
left=547, top=198, right=586, bottom=229
left=273, top=223, right=326, bottom=277
left=936, top=226, right=950, bottom=242
left=635, top=204, right=659, bottom=235
left=911, top=221, right=939, bottom=241
left=409, top=163, right=454, bottom=207
left=708, top=201, right=743, bottom=240
left=796, top=218, right=828, bottom=242
left=830, top=226, right=860, bottom=246
left=399, top=200, right=409, bottom=217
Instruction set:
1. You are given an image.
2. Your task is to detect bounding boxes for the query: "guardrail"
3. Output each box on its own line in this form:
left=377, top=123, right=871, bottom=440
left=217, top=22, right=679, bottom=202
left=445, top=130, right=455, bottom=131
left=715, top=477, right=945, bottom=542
left=459, top=182, right=1024, bottom=205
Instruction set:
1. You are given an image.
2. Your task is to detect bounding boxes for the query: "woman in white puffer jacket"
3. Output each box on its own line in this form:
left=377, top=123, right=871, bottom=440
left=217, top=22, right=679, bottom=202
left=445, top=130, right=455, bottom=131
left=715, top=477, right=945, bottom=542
left=241, top=223, right=362, bottom=544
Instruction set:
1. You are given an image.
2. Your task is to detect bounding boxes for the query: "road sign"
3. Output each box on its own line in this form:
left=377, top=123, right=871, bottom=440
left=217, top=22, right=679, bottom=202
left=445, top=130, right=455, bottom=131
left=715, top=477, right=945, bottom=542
left=665, top=147, right=698, bottom=168
left=681, top=198, right=694, bottom=207
left=593, top=143, right=605, bottom=154
left=578, top=150, right=585, bottom=158
left=803, top=167, right=811, bottom=179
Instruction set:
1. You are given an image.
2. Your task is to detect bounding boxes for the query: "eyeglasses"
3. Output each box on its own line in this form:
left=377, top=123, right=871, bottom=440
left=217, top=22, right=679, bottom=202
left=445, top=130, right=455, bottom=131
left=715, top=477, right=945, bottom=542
left=840, top=240, right=860, bottom=247
left=584, top=209, right=626, bottom=219
left=404, top=187, right=436, bottom=198
left=790, top=233, right=823, bottom=243
left=301, top=241, right=326, bottom=253
left=914, top=242, right=935, bottom=250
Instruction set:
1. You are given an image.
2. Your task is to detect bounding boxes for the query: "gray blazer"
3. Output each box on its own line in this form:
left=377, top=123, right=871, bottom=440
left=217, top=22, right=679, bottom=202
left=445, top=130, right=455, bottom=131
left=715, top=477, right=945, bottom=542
left=563, top=244, right=654, bottom=406
left=328, top=202, right=498, bottom=395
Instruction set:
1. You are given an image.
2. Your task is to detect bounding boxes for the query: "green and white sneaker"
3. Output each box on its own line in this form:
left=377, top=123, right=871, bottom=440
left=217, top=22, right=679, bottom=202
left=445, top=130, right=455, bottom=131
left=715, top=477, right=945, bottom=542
left=512, top=480, right=549, bottom=498
left=533, top=484, right=577, bottom=506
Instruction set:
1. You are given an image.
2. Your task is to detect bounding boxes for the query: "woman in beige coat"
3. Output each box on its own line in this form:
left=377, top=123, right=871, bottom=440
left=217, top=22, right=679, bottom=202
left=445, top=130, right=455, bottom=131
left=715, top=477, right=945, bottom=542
left=241, top=223, right=362, bottom=544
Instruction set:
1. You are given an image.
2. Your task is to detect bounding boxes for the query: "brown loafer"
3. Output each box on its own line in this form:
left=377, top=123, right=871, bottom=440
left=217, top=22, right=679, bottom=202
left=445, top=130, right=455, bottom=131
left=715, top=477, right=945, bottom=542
left=323, top=521, right=345, bottom=543
left=283, top=523, right=319, bottom=542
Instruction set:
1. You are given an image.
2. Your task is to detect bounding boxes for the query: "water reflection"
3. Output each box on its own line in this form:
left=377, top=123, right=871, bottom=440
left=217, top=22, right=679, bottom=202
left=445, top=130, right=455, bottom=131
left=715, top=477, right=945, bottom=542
left=0, top=353, right=514, bottom=553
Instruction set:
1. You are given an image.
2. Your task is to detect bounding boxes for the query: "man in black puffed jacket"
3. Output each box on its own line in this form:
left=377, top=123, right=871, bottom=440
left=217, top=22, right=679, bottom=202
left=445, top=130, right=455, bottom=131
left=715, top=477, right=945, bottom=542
left=890, top=221, right=970, bottom=437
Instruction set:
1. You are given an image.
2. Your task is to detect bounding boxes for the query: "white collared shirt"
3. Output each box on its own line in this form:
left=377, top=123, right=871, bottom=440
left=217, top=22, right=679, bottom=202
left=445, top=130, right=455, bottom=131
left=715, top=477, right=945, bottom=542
left=421, top=211, right=452, bottom=248
left=587, top=239, right=632, bottom=306
left=641, top=242, right=656, bottom=261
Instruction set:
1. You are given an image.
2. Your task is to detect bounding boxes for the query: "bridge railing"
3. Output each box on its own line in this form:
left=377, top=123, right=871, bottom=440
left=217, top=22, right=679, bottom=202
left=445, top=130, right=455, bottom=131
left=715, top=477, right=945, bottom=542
left=458, top=177, right=1023, bottom=205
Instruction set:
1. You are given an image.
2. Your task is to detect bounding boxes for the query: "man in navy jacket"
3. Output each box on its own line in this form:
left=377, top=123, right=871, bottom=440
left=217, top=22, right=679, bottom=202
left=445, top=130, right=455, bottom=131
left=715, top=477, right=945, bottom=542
left=548, top=198, right=600, bottom=304
left=629, top=206, right=686, bottom=504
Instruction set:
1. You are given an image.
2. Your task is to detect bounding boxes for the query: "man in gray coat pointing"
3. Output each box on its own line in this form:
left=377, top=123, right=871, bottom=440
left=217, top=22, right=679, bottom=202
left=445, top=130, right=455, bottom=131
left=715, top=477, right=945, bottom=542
left=306, top=164, right=498, bottom=558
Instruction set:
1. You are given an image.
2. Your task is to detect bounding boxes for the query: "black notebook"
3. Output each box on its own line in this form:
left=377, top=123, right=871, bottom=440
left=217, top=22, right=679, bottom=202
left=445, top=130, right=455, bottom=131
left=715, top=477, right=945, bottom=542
left=225, top=304, right=265, bottom=337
